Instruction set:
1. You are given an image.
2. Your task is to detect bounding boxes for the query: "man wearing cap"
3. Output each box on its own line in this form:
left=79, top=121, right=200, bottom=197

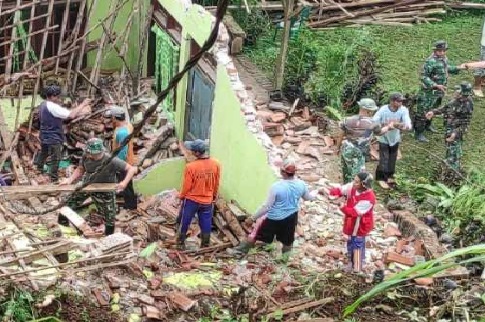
left=177, top=139, right=221, bottom=249
left=415, top=40, right=466, bottom=142
left=426, top=82, right=474, bottom=172
left=336, top=98, right=396, bottom=183
left=228, top=160, right=318, bottom=255
left=372, top=93, right=412, bottom=189
left=36, top=85, right=91, bottom=182
left=109, top=106, right=137, bottom=210
left=59, top=138, right=138, bottom=235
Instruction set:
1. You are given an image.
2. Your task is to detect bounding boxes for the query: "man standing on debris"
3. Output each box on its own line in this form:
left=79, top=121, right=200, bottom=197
left=228, top=160, right=318, bottom=255
left=337, top=98, right=396, bottom=184
left=325, top=172, right=376, bottom=273
left=177, top=139, right=221, bottom=249
left=372, top=93, right=412, bottom=189
left=59, top=138, right=137, bottom=235
left=425, top=82, right=474, bottom=172
left=415, top=40, right=466, bottom=142
left=108, top=106, right=137, bottom=210
left=36, top=85, right=91, bottom=183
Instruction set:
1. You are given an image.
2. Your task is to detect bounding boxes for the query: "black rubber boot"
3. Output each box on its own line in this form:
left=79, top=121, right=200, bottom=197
left=104, top=225, right=115, bottom=236
left=227, top=241, right=252, bottom=255
left=176, top=235, right=186, bottom=250
left=201, top=233, right=211, bottom=248
left=425, top=120, right=438, bottom=133
left=415, top=131, right=429, bottom=143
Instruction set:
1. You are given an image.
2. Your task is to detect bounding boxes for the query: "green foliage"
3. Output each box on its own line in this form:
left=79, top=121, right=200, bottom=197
left=344, top=244, right=485, bottom=317
left=0, top=288, right=34, bottom=322
left=231, top=7, right=271, bottom=46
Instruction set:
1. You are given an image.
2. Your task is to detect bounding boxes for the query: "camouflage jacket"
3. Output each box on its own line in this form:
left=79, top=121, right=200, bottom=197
left=431, top=97, right=473, bottom=139
left=340, top=115, right=379, bottom=151
left=420, top=54, right=460, bottom=90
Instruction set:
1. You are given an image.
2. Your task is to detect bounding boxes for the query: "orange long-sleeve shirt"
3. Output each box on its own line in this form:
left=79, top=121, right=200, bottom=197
left=180, top=158, right=221, bottom=204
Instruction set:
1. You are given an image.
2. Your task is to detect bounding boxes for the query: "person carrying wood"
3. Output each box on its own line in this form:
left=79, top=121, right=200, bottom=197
left=35, top=85, right=91, bottom=183
left=228, top=160, right=318, bottom=256
left=336, top=98, right=395, bottom=184
left=106, top=106, right=137, bottom=210
left=176, top=139, right=221, bottom=250
left=323, top=172, right=376, bottom=273
left=415, top=41, right=466, bottom=142
left=59, top=138, right=137, bottom=236
left=372, top=93, right=412, bottom=189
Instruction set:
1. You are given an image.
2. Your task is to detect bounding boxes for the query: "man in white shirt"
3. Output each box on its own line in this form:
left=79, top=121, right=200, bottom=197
left=36, top=85, right=90, bottom=182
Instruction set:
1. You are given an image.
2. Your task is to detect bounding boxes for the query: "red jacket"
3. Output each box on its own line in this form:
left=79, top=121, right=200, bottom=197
left=330, top=185, right=375, bottom=237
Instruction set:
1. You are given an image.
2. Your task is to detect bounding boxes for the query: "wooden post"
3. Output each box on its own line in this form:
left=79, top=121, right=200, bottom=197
left=65, top=0, right=87, bottom=92
left=55, top=0, right=72, bottom=74
left=134, top=3, right=154, bottom=96
left=274, top=0, right=294, bottom=91
left=4, top=0, right=21, bottom=92
left=87, top=0, right=121, bottom=96
left=118, top=10, right=135, bottom=96
left=15, top=3, right=37, bottom=131
left=27, top=0, right=56, bottom=136
left=72, top=0, right=99, bottom=92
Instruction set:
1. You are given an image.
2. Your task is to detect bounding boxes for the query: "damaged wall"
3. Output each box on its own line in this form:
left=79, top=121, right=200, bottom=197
left=135, top=0, right=282, bottom=213
left=87, top=0, right=150, bottom=72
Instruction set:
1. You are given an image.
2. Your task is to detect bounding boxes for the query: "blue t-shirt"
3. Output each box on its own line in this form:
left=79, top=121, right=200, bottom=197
left=265, top=179, right=310, bottom=220
left=115, top=126, right=130, bottom=161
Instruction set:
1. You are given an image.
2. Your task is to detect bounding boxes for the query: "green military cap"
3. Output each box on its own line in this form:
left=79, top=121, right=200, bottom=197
left=433, top=40, right=448, bottom=51
left=86, top=138, right=105, bottom=154
left=459, top=81, right=472, bottom=96
left=357, top=98, right=377, bottom=111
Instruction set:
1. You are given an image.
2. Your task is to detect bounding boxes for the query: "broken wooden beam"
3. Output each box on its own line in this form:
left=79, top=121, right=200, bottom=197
left=0, top=183, right=117, bottom=199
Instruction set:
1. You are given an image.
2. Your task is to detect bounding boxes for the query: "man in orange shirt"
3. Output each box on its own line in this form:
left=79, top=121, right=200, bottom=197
left=177, top=139, right=221, bottom=249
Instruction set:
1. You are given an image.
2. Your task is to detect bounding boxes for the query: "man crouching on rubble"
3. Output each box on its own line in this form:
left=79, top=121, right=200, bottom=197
left=324, top=172, right=376, bottom=273
left=228, top=160, right=318, bottom=256
left=59, top=138, right=137, bottom=235
left=176, top=139, right=221, bottom=250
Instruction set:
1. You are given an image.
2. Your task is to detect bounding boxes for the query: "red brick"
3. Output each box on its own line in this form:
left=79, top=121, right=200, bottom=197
left=170, top=292, right=197, bottom=312
left=296, top=141, right=311, bottom=154
left=395, top=240, right=408, bottom=254
left=384, top=251, right=415, bottom=266
left=270, top=112, right=287, bottom=123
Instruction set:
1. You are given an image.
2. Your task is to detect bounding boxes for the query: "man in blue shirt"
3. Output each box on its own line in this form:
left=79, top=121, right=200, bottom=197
left=229, top=159, right=317, bottom=255
left=372, top=93, right=412, bottom=189
left=108, top=106, right=137, bottom=210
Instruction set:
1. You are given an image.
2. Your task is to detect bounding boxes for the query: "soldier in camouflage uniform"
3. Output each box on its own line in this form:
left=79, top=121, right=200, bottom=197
left=337, top=98, right=395, bottom=183
left=59, top=138, right=138, bottom=235
left=426, top=82, right=474, bottom=171
left=415, top=40, right=466, bottom=142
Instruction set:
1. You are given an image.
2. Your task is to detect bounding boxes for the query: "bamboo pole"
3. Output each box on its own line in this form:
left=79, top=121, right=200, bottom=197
left=55, top=0, right=72, bottom=74
left=1, top=13, right=50, bottom=33
left=14, top=4, right=37, bottom=132
left=4, top=0, right=21, bottom=85
left=64, top=0, right=87, bottom=92
left=101, top=22, right=134, bottom=80
left=27, top=0, right=56, bottom=137
left=0, top=1, right=41, bottom=17
left=88, top=0, right=121, bottom=96
left=0, top=25, right=59, bottom=48
left=72, top=0, right=99, bottom=92
left=115, top=8, right=135, bottom=90
left=134, top=2, right=154, bottom=96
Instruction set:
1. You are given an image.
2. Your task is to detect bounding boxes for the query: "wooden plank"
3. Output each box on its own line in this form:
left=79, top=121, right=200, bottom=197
left=0, top=106, right=12, bottom=149
left=10, top=151, right=29, bottom=185
left=55, top=0, right=72, bottom=74
left=65, top=0, right=87, bottom=92
left=0, top=183, right=117, bottom=197
left=213, top=215, right=239, bottom=246
left=58, top=207, right=94, bottom=236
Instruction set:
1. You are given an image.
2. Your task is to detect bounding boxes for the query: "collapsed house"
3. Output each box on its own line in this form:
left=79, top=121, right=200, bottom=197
left=0, top=0, right=475, bottom=321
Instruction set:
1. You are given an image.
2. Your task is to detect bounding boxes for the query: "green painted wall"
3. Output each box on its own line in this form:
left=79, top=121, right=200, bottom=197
left=134, top=157, right=185, bottom=195
left=134, top=0, right=277, bottom=213
left=210, top=65, right=276, bottom=213
left=87, top=0, right=149, bottom=72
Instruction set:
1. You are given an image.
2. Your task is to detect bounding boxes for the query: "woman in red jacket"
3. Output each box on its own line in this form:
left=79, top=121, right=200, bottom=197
left=326, top=172, right=376, bottom=273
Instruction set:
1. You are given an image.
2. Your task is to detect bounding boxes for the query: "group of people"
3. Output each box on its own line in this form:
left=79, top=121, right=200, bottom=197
left=339, top=40, right=481, bottom=189
left=32, top=39, right=485, bottom=274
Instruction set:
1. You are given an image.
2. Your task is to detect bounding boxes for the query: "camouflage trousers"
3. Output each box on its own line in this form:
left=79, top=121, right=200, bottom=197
left=415, top=91, right=443, bottom=133
left=341, top=141, right=365, bottom=184
left=67, top=191, right=117, bottom=228
left=445, top=139, right=462, bottom=171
